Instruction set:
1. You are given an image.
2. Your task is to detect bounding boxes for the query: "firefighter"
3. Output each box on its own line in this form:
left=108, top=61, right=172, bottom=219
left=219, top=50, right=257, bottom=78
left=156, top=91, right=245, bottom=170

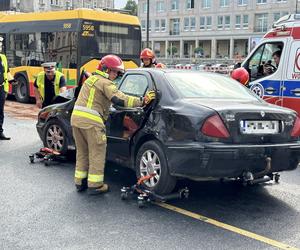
left=140, top=48, right=157, bottom=68
left=0, top=37, right=15, bottom=140
left=231, top=67, right=249, bottom=86
left=34, top=62, right=67, bottom=108
left=71, top=54, right=155, bottom=195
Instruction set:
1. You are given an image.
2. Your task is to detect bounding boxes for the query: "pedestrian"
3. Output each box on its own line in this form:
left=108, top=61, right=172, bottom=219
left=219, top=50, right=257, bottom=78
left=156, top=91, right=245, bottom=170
left=71, top=54, right=155, bottom=195
left=0, top=37, right=15, bottom=140
left=140, top=48, right=157, bottom=68
left=34, top=62, right=66, bottom=108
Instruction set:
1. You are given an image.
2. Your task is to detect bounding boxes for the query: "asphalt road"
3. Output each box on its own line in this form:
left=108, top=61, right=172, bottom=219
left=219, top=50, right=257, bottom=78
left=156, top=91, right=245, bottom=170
left=1, top=114, right=300, bottom=250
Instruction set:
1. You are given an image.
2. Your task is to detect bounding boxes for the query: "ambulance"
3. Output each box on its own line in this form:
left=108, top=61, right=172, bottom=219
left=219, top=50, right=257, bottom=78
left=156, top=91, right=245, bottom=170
left=241, top=14, right=300, bottom=115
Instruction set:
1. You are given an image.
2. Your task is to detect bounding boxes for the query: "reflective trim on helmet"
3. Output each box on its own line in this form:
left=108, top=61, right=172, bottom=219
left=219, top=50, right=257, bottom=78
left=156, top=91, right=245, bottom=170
left=72, top=110, right=103, bottom=124
left=88, top=174, right=104, bottom=183
left=87, top=88, right=95, bottom=109
left=75, top=170, right=88, bottom=179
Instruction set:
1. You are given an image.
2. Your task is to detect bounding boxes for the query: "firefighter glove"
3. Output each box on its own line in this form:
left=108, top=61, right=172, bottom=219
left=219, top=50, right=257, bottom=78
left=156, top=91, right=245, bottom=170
left=143, top=90, right=156, bottom=105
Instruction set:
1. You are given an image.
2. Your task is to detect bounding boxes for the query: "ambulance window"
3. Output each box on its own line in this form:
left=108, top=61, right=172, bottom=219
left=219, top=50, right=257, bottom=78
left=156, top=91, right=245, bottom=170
left=245, top=42, right=283, bottom=81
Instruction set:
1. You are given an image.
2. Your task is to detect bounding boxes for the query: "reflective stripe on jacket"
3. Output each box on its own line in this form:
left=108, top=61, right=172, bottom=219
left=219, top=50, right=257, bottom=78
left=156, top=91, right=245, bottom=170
left=36, top=71, right=64, bottom=100
left=0, top=54, right=8, bottom=92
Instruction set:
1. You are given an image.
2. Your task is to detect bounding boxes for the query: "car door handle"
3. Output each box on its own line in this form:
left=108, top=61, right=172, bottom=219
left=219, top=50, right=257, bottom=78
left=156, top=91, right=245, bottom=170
left=290, top=88, right=300, bottom=96
left=265, top=87, right=276, bottom=94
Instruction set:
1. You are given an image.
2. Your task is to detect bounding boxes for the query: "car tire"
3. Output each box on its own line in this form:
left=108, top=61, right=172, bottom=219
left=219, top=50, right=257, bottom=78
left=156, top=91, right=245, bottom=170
left=135, top=140, right=176, bottom=195
left=43, top=119, right=69, bottom=154
left=14, top=75, right=30, bottom=103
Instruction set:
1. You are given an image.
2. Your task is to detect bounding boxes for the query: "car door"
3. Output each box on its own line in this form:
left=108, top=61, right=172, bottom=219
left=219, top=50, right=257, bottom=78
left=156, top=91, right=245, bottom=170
left=243, top=39, right=286, bottom=107
left=106, top=72, right=153, bottom=163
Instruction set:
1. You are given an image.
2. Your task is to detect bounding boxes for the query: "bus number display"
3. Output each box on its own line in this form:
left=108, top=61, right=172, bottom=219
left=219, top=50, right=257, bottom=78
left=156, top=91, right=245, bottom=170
left=63, top=23, right=72, bottom=29
left=82, top=23, right=95, bottom=37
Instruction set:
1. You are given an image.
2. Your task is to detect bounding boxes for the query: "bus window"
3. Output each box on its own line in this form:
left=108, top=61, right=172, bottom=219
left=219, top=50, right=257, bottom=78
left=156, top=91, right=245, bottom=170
left=80, top=21, right=141, bottom=65
left=245, top=42, right=283, bottom=81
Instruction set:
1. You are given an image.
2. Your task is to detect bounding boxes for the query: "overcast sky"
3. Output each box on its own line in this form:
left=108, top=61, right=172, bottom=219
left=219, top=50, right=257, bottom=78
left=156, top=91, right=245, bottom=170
left=114, top=0, right=137, bottom=9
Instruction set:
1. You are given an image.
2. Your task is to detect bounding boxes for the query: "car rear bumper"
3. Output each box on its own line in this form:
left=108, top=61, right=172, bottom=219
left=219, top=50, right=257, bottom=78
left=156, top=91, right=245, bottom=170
left=165, top=142, right=300, bottom=180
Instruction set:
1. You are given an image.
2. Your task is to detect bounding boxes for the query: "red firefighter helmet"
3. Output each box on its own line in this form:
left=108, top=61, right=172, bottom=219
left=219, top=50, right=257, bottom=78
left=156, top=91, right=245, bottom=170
left=231, top=67, right=249, bottom=85
left=140, top=48, right=155, bottom=62
left=97, top=55, right=125, bottom=73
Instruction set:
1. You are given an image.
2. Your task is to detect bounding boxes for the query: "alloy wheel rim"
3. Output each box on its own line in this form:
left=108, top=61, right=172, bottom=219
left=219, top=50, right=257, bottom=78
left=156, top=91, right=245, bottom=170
left=139, top=150, right=161, bottom=187
left=46, top=125, right=64, bottom=151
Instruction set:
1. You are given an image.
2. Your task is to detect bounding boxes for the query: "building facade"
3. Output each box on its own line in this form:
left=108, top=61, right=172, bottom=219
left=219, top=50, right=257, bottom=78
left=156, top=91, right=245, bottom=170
left=138, top=0, right=295, bottom=62
left=7, top=0, right=114, bottom=12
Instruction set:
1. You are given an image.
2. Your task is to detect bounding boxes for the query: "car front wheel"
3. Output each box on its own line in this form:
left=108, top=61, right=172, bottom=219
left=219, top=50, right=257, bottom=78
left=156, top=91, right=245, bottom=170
left=43, top=119, right=68, bottom=154
left=136, top=140, right=176, bottom=195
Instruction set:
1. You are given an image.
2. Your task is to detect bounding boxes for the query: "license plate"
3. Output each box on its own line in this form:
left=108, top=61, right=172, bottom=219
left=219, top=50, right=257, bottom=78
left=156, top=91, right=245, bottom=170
left=240, top=120, right=279, bottom=134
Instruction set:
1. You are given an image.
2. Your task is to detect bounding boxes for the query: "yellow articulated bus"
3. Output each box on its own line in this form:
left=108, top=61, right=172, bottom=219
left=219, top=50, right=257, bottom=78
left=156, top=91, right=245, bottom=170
left=0, top=8, right=141, bottom=102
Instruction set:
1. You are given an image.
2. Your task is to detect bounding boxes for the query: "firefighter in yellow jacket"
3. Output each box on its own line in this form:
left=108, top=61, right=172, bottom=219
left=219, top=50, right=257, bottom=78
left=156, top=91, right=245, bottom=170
left=34, top=62, right=67, bottom=108
left=71, top=55, right=155, bottom=195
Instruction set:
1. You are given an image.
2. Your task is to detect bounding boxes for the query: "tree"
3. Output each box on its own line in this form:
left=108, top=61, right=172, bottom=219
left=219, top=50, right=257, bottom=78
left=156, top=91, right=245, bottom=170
left=167, top=46, right=177, bottom=56
left=124, top=0, right=137, bottom=16
left=194, top=47, right=203, bottom=57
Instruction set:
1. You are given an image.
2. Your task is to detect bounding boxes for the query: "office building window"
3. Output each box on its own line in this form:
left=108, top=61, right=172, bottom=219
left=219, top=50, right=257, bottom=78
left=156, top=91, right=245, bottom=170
left=220, top=0, right=229, bottom=7
left=170, top=18, right=180, bottom=35
left=202, top=0, right=211, bottom=8
left=255, top=13, right=268, bottom=32
left=235, top=15, right=241, bottom=28
left=141, top=20, right=146, bottom=31
left=155, top=20, right=160, bottom=32
left=184, top=17, right=190, bottom=31
left=171, top=0, right=179, bottom=10
left=161, top=19, right=166, bottom=32
left=186, top=0, right=194, bottom=9
left=217, top=16, right=224, bottom=29
left=238, top=0, right=248, bottom=5
left=143, top=3, right=147, bottom=13
left=156, top=1, right=165, bottom=12
left=225, top=15, right=230, bottom=29
left=200, top=17, right=205, bottom=30
left=257, top=0, right=267, bottom=4
left=206, top=16, right=212, bottom=29
left=243, top=14, right=249, bottom=28
left=190, top=17, right=196, bottom=31
left=273, top=13, right=281, bottom=22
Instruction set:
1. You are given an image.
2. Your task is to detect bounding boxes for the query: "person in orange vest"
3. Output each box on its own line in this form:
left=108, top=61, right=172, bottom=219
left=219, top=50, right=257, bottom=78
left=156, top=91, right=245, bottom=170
left=71, top=55, right=155, bottom=195
left=34, top=62, right=67, bottom=108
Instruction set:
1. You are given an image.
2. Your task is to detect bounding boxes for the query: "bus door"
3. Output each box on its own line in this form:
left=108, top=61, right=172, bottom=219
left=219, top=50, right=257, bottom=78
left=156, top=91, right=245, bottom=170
left=243, top=40, right=286, bottom=107
left=283, top=40, right=300, bottom=114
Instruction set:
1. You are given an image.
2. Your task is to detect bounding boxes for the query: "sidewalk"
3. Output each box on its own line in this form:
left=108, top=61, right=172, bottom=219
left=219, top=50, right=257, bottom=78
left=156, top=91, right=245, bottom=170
left=4, top=100, right=39, bottom=120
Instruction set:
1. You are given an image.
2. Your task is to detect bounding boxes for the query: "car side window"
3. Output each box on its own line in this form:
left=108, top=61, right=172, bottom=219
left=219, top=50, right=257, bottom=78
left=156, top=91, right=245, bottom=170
left=119, top=74, right=149, bottom=97
left=244, top=42, right=283, bottom=81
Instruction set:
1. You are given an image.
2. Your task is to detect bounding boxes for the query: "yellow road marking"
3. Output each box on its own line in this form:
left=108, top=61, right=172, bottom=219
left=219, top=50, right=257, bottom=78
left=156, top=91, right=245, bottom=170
left=155, top=202, right=299, bottom=250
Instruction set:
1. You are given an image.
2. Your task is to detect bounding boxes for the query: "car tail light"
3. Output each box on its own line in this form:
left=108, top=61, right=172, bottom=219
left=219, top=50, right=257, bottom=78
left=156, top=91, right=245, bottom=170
left=291, top=116, right=300, bottom=137
left=201, top=114, right=230, bottom=138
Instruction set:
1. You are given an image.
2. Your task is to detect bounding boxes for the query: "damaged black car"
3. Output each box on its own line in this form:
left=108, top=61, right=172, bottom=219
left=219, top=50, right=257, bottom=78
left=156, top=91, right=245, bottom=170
left=36, top=69, right=300, bottom=194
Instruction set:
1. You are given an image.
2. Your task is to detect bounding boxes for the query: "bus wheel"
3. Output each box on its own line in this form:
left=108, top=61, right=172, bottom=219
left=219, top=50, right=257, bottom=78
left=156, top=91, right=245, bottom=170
left=15, top=75, right=30, bottom=103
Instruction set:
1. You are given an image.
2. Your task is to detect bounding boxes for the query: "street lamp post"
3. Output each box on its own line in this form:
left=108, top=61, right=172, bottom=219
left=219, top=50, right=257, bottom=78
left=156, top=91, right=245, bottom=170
left=146, top=0, right=150, bottom=48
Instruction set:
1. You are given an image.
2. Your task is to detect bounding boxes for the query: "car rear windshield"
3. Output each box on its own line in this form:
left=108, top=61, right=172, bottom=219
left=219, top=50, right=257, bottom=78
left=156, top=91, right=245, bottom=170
left=166, top=72, right=259, bottom=100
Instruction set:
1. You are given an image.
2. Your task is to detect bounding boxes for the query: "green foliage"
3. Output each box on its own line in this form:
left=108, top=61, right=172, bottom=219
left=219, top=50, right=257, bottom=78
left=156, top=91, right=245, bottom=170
left=167, top=46, right=177, bottom=55
left=124, top=0, right=137, bottom=16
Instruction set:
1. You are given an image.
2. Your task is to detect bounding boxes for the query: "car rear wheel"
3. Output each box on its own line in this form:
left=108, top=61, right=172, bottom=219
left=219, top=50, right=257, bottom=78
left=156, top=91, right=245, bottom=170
left=14, top=75, right=30, bottom=103
left=43, top=119, right=68, bottom=154
left=136, top=140, right=176, bottom=195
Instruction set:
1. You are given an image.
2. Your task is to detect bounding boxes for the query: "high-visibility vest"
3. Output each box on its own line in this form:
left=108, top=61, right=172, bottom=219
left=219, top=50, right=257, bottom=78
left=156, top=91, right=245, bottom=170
left=36, top=71, right=64, bottom=100
left=0, top=54, right=9, bottom=92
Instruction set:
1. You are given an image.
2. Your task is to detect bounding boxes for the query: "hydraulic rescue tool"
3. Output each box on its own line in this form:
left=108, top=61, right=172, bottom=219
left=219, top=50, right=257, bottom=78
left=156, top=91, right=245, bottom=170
left=120, top=173, right=189, bottom=208
left=29, top=147, right=66, bottom=166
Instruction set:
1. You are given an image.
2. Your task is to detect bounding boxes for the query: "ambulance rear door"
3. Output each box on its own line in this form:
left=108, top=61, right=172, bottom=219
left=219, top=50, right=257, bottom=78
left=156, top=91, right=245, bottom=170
left=283, top=39, right=300, bottom=114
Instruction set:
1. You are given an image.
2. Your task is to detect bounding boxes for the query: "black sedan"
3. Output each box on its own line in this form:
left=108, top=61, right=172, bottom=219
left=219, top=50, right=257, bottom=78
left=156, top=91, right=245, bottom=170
left=36, top=69, right=300, bottom=194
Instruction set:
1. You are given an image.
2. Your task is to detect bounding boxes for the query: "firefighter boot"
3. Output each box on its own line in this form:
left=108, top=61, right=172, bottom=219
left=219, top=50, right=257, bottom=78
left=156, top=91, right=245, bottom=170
left=76, top=178, right=88, bottom=192
left=87, top=183, right=109, bottom=195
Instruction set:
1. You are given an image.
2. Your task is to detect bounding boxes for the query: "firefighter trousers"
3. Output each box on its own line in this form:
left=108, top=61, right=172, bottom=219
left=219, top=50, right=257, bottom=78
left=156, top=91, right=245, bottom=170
left=72, top=126, right=107, bottom=188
